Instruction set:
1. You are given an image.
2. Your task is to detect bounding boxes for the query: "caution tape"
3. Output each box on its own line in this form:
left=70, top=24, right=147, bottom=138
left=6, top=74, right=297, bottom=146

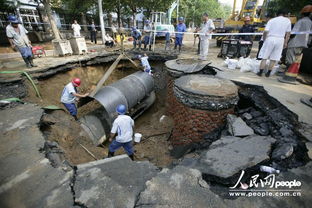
left=4, top=21, right=312, bottom=36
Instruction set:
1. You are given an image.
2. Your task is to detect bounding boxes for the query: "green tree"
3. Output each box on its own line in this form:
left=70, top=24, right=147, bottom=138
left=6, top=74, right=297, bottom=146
left=267, top=0, right=311, bottom=17
left=173, top=0, right=231, bottom=26
left=34, top=0, right=62, bottom=39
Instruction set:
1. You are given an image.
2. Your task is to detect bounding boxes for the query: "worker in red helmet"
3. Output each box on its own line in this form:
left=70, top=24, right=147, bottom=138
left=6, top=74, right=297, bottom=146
left=60, top=78, right=89, bottom=120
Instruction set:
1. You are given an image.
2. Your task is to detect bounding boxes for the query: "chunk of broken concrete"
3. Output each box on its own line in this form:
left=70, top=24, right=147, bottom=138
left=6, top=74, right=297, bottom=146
left=227, top=114, right=254, bottom=137
left=74, top=155, right=158, bottom=208
left=271, top=143, right=294, bottom=160
left=306, top=142, right=312, bottom=160
left=184, top=135, right=276, bottom=180
left=136, top=166, right=223, bottom=207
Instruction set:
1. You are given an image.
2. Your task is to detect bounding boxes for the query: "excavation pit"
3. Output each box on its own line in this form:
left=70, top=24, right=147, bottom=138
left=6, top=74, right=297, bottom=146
left=0, top=54, right=309, bottom=175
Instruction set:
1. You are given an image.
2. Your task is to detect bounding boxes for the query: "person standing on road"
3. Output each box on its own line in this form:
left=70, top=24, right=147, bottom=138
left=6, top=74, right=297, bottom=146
left=108, top=104, right=135, bottom=160
left=174, top=17, right=187, bottom=53
left=285, top=5, right=312, bottom=68
left=90, top=20, right=97, bottom=44
left=257, top=10, right=291, bottom=77
left=239, top=16, right=255, bottom=41
left=60, top=78, right=89, bottom=121
left=198, top=13, right=215, bottom=61
left=143, top=20, right=153, bottom=51
left=72, top=20, right=81, bottom=37
left=131, top=27, right=142, bottom=50
left=6, top=15, right=37, bottom=68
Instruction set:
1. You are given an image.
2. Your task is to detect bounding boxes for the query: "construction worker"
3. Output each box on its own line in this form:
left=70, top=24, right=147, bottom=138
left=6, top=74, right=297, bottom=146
left=257, top=10, right=291, bottom=77
left=198, top=13, right=215, bottom=61
left=6, top=15, right=37, bottom=68
left=131, top=27, right=142, bottom=50
left=138, top=54, right=152, bottom=75
left=71, top=20, right=81, bottom=37
left=108, top=104, right=135, bottom=160
left=143, top=20, right=152, bottom=51
left=60, top=78, right=89, bottom=121
left=278, top=5, right=312, bottom=83
left=174, top=17, right=187, bottom=53
left=239, top=16, right=255, bottom=42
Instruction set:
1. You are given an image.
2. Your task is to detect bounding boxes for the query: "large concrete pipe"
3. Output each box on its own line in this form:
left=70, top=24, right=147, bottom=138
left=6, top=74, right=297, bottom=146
left=80, top=71, right=155, bottom=145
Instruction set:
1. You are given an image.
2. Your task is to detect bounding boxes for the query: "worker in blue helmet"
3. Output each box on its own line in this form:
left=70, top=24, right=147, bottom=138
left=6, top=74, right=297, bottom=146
left=131, top=27, right=142, bottom=50
left=6, top=15, right=37, bottom=68
left=174, top=17, right=187, bottom=53
left=108, top=104, right=135, bottom=160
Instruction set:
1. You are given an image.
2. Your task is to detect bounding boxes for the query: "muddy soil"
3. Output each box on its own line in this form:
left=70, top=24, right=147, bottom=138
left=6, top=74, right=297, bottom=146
left=23, top=61, right=175, bottom=167
left=24, top=63, right=137, bottom=108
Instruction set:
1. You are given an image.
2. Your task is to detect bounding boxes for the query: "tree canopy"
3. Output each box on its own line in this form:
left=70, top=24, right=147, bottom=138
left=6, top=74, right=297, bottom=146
left=266, top=0, right=312, bottom=17
left=173, top=0, right=232, bottom=26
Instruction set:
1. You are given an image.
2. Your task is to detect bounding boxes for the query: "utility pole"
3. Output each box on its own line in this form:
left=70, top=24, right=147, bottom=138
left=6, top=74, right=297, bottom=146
left=98, top=0, right=106, bottom=44
left=176, top=0, right=179, bottom=24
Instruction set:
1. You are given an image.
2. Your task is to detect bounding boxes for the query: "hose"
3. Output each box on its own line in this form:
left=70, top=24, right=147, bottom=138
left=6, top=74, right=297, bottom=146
left=0, top=70, right=41, bottom=98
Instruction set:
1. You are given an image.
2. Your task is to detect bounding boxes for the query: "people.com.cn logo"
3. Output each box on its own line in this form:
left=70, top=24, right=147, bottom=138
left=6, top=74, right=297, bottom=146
left=229, top=170, right=302, bottom=189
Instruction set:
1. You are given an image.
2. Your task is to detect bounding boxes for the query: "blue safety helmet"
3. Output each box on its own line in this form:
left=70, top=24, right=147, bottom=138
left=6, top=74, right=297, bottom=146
left=8, top=15, right=19, bottom=24
left=178, top=17, right=184, bottom=21
left=116, top=104, right=126, bottom=115
left=137, top=55, right=142, bottom=59
left=145, top=20, right=150, bottom=24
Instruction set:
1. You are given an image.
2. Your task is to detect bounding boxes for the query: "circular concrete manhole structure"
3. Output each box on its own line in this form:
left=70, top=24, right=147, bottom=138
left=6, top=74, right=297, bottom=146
left=165, top=58, right=210, bottom=116
left=171, top=75, right=239, bottom=148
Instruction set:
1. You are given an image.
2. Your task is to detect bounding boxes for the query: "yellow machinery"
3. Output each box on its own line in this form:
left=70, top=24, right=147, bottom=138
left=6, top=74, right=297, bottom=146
left=215, top=0, right=297, bottom=46
left=225, top=0, right=262, bottom=27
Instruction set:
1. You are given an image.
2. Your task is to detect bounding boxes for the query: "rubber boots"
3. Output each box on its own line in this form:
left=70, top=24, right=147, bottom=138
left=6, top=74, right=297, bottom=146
left=108, top=151, right=115, bottom=158
left=257, top=69, right=264, bottom=77
left=129, top=154, right=134, bottom=161
left=23, top=57, right=32, bottom=68
left=28, top=56, right=37, bottom=67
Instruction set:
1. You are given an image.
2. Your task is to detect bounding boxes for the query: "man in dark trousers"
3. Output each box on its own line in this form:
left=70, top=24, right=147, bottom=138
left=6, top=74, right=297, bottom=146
left=239, top=16, right=255, bottom=41
left=90, top=20, right=97, bottom=44
left=108, top=104, right=135, bottom=160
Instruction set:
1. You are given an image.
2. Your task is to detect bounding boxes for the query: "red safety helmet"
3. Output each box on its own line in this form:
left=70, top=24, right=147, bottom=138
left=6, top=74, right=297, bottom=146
left=301, top=5, right=312, bottom=14
left=72, top=78, right=81, bottom=87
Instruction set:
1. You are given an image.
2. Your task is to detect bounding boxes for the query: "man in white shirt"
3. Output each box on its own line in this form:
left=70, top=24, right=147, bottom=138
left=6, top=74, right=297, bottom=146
left=197, top=13, right=215, bottom=61
left=60, top=78, right=89, bottom=120
left=108, top=104, right=135, bottom=160
left=257, top=10, right=291, bottom=77
left=138, top=54, right=152, bottom=75
left=72, top=20, right=81, bottom=37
